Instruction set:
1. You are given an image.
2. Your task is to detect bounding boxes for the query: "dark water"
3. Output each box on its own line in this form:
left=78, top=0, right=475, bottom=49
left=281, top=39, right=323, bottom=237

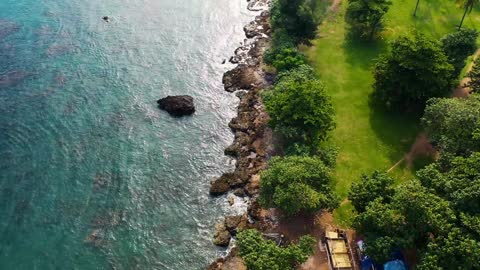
left=0, top=0, right=253, bottom=269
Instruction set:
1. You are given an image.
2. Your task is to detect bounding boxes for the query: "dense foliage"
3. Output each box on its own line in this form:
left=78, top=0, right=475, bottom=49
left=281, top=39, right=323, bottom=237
left=263, top=65, right=335, bottom=145
left=441, top=28, right=478, bottom=77
left=271, top=0, right=319, bottom=42
left=237, top=229, right=316, bottom=270
left=350, top=152, right=480, bottom=268
left=422, top=95, right=480, bottom=156
left=372, top=32, right=455, bottom=112
left=345, top=0, right=392, bottom=39
left=467, top=59, right=480, bottom=93
left=259, top=156, right=339, bottom=216
left=264, top=46, right=306, bottom=72
left=348, top=171, right=395, bottom=213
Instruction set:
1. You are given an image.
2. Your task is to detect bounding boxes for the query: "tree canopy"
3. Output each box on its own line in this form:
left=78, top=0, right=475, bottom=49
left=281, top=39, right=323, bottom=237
left=441, top=28, right=478, bottom=76
left=263, top=65, right=335, bottom=145
left=237, top=229, right=316, bottom=270
left=348, top=171, right=395, bottom=213
left=345, top=0, right=392, bottom=39
left=467, top=59, right=480, bottom=93
left=351, top=152, right=480, bottom=267
left=422, top=94, right=480, bottom=156
left=259, top=156, right=339, bottom=216
left=271, top=0, right=319, bottom=42
left=372, top=32, right=455, bottom=112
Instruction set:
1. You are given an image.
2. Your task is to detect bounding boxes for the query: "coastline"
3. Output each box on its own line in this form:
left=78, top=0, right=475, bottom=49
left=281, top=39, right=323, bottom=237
left=208, top=0, right=275, bottom=268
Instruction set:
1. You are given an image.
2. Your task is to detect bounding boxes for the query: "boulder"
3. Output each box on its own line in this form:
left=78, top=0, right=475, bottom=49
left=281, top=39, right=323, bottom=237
left=248, top=199, right=263, bottom=220
left=228, top=196, right=235, bottom=206
left=233, top=188, right=246, bottom=197
left=213, top=222, right=231, bottom=247
left=157, top=95, right=195, bottom=116
left=224, top=143, right=240, bottom=157
left=225, top=215, right=242, bottom=232
left=210, top=175, right=230, bottom=196
left=244, top=22, right=260, bottom=38
left=245, top=174, right=261, bottom=196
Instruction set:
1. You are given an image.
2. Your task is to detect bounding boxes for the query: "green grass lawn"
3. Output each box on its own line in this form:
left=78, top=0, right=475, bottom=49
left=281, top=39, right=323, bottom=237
left=305, top=0, right=480, bottom=227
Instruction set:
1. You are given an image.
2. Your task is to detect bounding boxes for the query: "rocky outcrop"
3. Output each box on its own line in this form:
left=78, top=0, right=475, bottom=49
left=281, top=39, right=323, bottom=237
left=210, top=173, right=238, bottom=196
left=213, top=222, right=231, bottom=247
left=212, top=215, right=249, bottom=248
left=209, top=0, right=275, bottom=268
left=222, top=64, right=265, bottom=92
left=208, top=248, right=247, bottom=270
left=243, top=11, right=271, bottom=38
left=157, top=95, right=195, bottom=116
left=210, top=90, right=271, bottom=197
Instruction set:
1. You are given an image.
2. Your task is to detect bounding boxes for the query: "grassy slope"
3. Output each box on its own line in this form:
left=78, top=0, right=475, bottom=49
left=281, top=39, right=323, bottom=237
left=306, top=0, right=480, bottom=226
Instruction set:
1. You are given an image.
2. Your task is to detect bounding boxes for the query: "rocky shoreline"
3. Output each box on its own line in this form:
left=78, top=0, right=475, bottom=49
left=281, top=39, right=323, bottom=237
left=208, top=1, right=275, bottom=269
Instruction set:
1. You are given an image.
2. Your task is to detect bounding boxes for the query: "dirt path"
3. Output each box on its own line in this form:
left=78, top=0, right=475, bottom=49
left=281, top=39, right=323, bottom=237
left=452, top=49, right=480, bottom=97
left=327, top=0, right=342, bottom=13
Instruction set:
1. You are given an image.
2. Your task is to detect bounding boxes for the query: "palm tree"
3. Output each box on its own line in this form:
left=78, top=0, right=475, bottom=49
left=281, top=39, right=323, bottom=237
left=458, top=0, right=478, bottom=30
left=413, top=0, right=420, bottom=16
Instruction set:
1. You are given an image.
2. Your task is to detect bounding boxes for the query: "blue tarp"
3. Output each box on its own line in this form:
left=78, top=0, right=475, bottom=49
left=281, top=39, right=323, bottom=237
left=384, top=260, right=407, bottom=270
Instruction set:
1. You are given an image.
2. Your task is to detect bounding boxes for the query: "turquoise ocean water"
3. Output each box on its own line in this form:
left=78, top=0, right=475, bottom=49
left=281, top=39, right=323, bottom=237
left=0, top=0, right=252, bottom=269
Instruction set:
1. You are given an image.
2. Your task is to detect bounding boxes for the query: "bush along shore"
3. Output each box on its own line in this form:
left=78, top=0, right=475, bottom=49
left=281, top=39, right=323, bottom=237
left=209, top=0, right=337, bottom=269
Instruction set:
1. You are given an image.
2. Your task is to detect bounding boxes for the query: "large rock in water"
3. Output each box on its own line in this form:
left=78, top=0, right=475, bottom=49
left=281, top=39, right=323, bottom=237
left=157, top=95, right=195, bottom=116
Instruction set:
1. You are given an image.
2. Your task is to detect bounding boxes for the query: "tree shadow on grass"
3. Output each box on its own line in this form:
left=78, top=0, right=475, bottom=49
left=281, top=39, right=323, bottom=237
left=342, top=32, right=388, bottom=69
left=368, top=99, right=422, bottom=163
left=342, top=35, right=421, bottom=164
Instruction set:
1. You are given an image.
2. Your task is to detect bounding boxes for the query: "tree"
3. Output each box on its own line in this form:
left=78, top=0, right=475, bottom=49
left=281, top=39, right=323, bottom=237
left=422, top=95, right=480, bottom=156
left=353, top=180, right=456, bottom=263
left=372, top=32, right=455, bottom=112
left=237, top=229, right=316, bottom=270
left=392, top=180, right=456, bottom=237
left=348, top=171, right=395, bottom=213
left=417, top=152, right=480, bottom=215
left=467, top=59, right=480, bottom=93
left=263, top=65, right=335, bottom=145
left=417, top=228, right=480, bottom=270
left=413, top=0, right=421, bottom=16
left=458, top=0, right=479, bottom=30
left=355, top=154, right=480, bottom=267
left=441, top=28, right=478, bottom=76
left=345, top=0, right=392, bottom=39
left=353, top=199, right=410, bottom=263
left=271, top=0, right=319, bottom=41
left=259, top=156, right=339, bottom=216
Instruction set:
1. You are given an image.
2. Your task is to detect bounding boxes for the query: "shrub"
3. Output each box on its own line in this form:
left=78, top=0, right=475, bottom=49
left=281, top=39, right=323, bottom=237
left=237, top=229, right=316, bottom=270
left=263, top=65, right=335, bottom=145
left=259, top=156, right=339, bottom=216
left=264, top=46, right=306, bottom=72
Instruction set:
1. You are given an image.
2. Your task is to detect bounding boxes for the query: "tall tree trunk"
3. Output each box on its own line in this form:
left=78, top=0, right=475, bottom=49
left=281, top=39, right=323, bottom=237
left=459, top=6, right=469, bottom=30
left=413, top=0, right=420, bottom=16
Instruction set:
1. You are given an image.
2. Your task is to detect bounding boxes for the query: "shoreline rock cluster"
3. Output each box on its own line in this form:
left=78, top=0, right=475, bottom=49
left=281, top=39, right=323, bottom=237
left=208, top=0, right=275, bottom=269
